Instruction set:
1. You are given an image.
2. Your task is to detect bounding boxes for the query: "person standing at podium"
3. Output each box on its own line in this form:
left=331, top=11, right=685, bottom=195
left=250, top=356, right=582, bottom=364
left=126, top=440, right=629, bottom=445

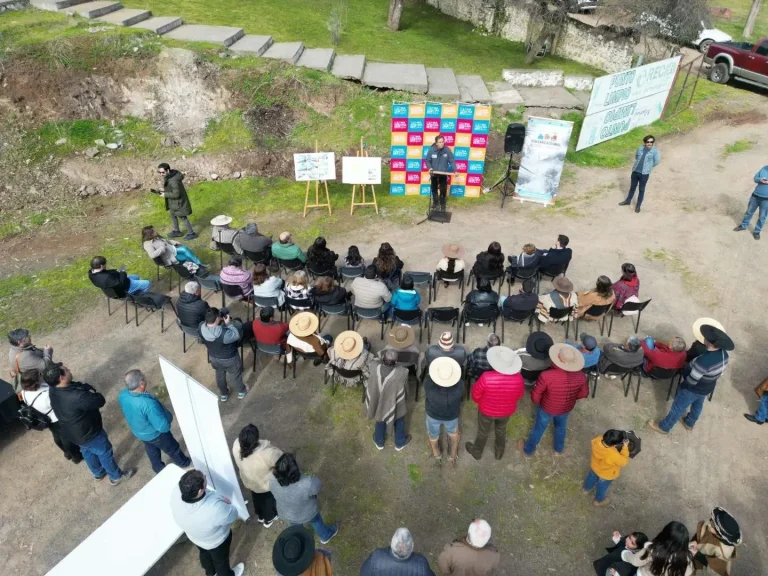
left=425, top=135, right=455, bottom=212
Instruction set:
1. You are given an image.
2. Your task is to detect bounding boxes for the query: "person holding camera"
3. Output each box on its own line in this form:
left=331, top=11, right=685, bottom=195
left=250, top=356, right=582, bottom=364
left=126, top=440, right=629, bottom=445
left=200, top=308, right=248, bottom=402
left=583, top=429, right=631, bottom=507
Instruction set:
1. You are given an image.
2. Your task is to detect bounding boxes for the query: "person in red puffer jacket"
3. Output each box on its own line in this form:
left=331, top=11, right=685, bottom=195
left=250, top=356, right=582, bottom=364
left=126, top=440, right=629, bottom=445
left=465, top=346, right=524, bottom=461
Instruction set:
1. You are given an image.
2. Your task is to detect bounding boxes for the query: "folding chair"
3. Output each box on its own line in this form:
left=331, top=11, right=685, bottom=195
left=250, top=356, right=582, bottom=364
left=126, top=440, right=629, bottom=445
left=461, top=305, right=499, bottom=343
left=595, top=361, right=640, bottom=400
left=253, top=295, right=285, bottom=322
left=426, top=307, right=460, bottom=344
left=307, top=263, right=338, bottom=282
left=433, top=269, right=465, bottom=302
left=353, top=305, right=386, bottom=339
left=406, top=272, right=433, bottom=305
left=197, top=275, right=225, bottom=307
left=323, top=364, right=365, bottom=395
left=318, top=302, right=351, bottom=331
left=242, top=249, right=272, bottom=268
left=131, top=292, right=176, bottom=333
left=252, top=341, right=288, bottom=378
left=390, top=309, right=423, bottom=343
left=171, top=263, right=196, bottom=296
left=216, top=240, right=237, bottom=269
left=500, top=307, right=535, bottom=341
left=285, top=295, right=313, bottom=315
left=292, top=348, right=325, bottom=379
left=608, top=299, right=652, bottom=337
left=152, top=256, right=174, bottom=292
left=101, top=286, right=133, bottom=325
left=640, top=366, right=681, bottom=403
left=573, top=303, right=612, bottom=340
left=339, top=266, right=364, bottom=285
left=468, top=269, right=505, bottom=291
left=276, top=258, right=305, bottom=277
left=176, top=319, right=201, bottom=353
left=536, top=306, right=575, bottom=340
left=221, top=284, right=255, bottom=321
left=507, top=266, right=539, bottom=295
left=537, top=262, right=570, bottom=294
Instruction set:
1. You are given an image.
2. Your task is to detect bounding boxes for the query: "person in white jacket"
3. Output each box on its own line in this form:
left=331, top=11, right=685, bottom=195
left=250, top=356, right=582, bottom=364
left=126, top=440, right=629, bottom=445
left=232, top=424, right=283, bottom=528
left=620, top=521, right=694, bottom=576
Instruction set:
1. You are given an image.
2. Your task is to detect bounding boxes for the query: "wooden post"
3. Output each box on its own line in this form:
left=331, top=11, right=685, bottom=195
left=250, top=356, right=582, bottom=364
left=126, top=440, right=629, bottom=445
left=349, top=137, right=379, bottom=215
left=302, top=140, right=332, bottom=217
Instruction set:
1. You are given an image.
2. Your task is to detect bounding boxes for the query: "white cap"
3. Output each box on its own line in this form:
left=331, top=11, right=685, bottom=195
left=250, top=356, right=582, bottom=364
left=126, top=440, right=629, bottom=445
left=468, top=519, right=492, bottom=548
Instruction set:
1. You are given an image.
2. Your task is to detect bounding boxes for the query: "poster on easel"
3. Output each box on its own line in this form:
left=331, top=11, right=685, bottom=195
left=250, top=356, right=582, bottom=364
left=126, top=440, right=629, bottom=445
left=514, top=117, right=573, bottom=207
left=342, top=156, right=382, bottom=185
left=293, top=152, right=336, bottom=182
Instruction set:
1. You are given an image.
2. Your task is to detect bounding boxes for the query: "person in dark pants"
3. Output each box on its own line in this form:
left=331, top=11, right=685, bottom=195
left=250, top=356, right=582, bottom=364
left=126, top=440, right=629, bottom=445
left=170, top=469, right=245, bottom=576
left=199, top=308, right=248, bottom=402
left=117, top=369, right=191, bottom=474
left=733, top=163, right=768, bottom=240
left=593, top=530, right=649, bottom=576
left=618, top=135, right=660, bottom=213
left=157, top=163, right=197, bottom=240
left=232, top=424, right=283, bottom=528
left=425, top=135, right=455, bottom=212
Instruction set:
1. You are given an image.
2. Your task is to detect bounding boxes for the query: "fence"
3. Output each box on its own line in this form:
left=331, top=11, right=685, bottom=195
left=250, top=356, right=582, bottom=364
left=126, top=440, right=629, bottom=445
left=663, top=55, right=705, bottom=119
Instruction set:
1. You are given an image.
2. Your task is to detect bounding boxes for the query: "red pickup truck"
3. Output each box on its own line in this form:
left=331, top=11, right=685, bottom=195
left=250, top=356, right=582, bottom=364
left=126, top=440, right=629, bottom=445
left=705, top=37, right=768, bottom=88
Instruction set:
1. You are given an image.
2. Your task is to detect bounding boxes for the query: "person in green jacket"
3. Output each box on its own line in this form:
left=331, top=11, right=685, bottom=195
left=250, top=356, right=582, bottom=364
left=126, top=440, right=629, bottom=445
left=158, top=163, right=196, bottom=240
left=271, top=231, right=307, bottom=263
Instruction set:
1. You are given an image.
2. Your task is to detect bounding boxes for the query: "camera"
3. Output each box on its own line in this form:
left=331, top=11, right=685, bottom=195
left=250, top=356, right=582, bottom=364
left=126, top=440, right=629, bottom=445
left=219, top=307, right=230, bottom=318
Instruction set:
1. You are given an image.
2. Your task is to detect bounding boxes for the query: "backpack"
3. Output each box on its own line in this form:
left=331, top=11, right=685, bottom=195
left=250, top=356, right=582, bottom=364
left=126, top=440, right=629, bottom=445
left=18, top=391, right=53, bottom=431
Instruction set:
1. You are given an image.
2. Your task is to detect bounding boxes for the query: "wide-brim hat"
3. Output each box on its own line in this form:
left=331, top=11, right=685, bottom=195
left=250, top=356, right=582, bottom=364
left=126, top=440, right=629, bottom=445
left=693, top=317, right=725, bottom=345
left=711, top=507, right=742, bottom=546
left=429, top=357, right=462, bottom=387
left=549, top=343, right=585, bottom=372
left=210, top=214, right=233, bottom=226
left=289, top=312, right=319, bottom=337
left=442, top=243, right=465, bottom=259
left=526, top=331, right=554, bottom=360
left=700, top=324, right=734, bottom=352
left=387, top=325, right=414, bottom=349
left=487, top=346, right=523, bottom=375
left=552, top=276, right=573, bottom=293
left=272, top=525, right=315, bottom=576
left=334, top=331, right=364, bottom=360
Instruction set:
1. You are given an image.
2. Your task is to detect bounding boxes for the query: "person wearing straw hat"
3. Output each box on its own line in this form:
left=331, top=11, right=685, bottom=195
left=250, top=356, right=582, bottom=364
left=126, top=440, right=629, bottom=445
left=365, top=349, right=411, bottom=451
left=424, top=357, right=464, bottom=466
left=438, top=519, right=500, bottom=576
left=686, top=318, right=724, bottom=362
left=690, top=507, right=741, bottom=576
left=209, top=214, right=238, bottom=250
left=326, top=331, right=374, bottom=388
left=537, top=276, right=578, bottom=323
left=649, top=321, right=733, bottom=435
left=273, top=525, right=333, bottom=576
left=436, top=243, right=466, bottom=279
left=425, top=332, right=467, bottom=374
left=287, top=312, right=332, bottom=365
left=380, top=325, right=425, bottom=376
left=465, top=346, right=524, bottom=461
left=520, top=343, right=588, bottom=457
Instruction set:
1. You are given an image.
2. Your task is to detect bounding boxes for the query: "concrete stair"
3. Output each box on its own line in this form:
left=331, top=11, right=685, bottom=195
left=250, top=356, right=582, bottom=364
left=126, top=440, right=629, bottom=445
left=426, top=67, right=460, bottom=99
left=164, top=24, right=244, bottom=47
left=65, top=0, right=122, bottom=18
left=363, top=63, right=428, bottom=94
left=297, top=48, right=335, bottom=72
left=331, top=54, right=365, bottom=81
left=29, top=0, right=90, bottom=10
left=131, top=15, right=182, bottom=35
left=456, top=75, right=492, bottom=103
left=261, top=41, right=305, bottom=64
left=229, top=35, right=273, bottom=56
left=96, top=7, right=150, bottom=26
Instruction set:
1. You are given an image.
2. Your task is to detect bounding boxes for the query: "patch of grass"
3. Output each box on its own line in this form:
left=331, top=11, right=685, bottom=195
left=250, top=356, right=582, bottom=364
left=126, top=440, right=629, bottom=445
left=0, top=206, right=79, bottom=241
left=407, top=464, right=423, bottom=486
left=722, top=138, right=757, bottom=157
left=643, top=248, right=716, bottom=307
left=506, top=410, right=534, bottom=439
left=711, top=0, right=768, bottom=41
left=203, top=111, right=253, bottom=152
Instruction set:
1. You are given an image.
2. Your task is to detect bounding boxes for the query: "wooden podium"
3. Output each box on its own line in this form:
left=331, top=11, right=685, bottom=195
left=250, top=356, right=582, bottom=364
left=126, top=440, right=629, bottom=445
left=350, top=138, right=379, bottom=215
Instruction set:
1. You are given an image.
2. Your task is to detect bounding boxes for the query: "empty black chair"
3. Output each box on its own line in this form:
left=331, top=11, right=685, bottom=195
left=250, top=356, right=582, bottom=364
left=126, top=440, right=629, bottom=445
left=197, top=275, right=225, bottom=307
left=277, top=258, right=305, bottom=276
left=537, top=262, right=570, bottom=294
left=406, top=272, right=433, bottom=304
left=220, top=283, right=255, bottom=320
left=306, top=262, right=337, bottom=282
left=340, top=266, right=364, bottom=285
left=500, top=306, right=535, bottom=341
left=390, top=308, right=423, bottom=343
left=176, top=319, right=201, bottom=353
left=253, top=295, right=284, bottom=321
left=426, top=307, right=460, bottom=344
left=461, top=305, right=499, bottom=343
left=101, top=286, right=133, bottom=324
left=131, top=292, right=176, bottom=333
left=152, top=256, right=174, bottom=292
left=353, top=305, right=386, bottom=339
left=242, top=248, right=272, bottom=268
left=318, top=302, right=350, bottom=331
left=216, top=241, right=237, bottom=269
left=574, top=303, right=612, bottom=340
left=536, top=306, right=575, bottom=340
left=171, top=263, right=196, bottom=295
left=608, top=299, right=652, bottom=336
left=323, top=364, right=364, bottom=395
left=251, top=341, right=287, bottom=378
left=433, top=269, right=465, bottom=302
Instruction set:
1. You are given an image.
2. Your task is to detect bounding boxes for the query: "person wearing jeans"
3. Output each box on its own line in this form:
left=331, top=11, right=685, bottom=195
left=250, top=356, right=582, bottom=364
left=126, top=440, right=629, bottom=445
left=157, top=163, right=197, bottom=241
left=118, top=369, right=191, bottom=474
left=199, top=308, right=248, bottom=402
left=734, top=163, right=768, bottom=240
left=88, top=255, right=151, bottom=296
left=745, top=376, right=768, bottom=425
left=583, top=430, right=631, bottom=507
left=618, top=135, right=660, bottom=213
left=365, top=348, right=411, bottom=451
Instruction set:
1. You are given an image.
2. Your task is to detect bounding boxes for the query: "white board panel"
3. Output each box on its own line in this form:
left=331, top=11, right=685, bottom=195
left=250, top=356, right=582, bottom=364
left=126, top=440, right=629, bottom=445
left=342, top=156, right=382, bottom=184
left=293, top=152, right=337, bottom=182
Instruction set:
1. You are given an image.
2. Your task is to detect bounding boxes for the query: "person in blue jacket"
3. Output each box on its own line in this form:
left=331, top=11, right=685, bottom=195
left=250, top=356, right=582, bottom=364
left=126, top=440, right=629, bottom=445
left=390, top=274, right=421, bottom=318
left=118, top=368, right=191, bottom=473
left=618, top=135, right=661, bottom=213
left=734, top=164, right=768, bottom=240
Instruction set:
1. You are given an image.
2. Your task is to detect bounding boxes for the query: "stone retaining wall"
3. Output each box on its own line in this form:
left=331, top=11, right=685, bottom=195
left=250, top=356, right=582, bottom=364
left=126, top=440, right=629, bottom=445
left=0, top=0, right=29, bottom=12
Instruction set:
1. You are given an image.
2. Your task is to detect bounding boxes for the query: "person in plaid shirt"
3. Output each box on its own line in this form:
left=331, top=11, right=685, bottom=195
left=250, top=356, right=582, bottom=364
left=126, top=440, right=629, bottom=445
left=467, top=334, right=501, bottom=380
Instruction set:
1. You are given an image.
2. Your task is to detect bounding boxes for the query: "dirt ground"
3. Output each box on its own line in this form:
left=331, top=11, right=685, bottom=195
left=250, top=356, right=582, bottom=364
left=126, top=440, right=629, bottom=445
left=2, top=113, right=768, bottom=575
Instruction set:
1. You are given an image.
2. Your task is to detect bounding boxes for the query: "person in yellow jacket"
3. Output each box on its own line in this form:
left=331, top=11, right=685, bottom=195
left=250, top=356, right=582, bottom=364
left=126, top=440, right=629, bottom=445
left=582, top=429, right=630, bottom=507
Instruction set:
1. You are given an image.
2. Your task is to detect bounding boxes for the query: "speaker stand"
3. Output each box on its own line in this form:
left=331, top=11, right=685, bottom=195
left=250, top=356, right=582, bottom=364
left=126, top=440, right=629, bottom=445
left=416, top=195, right=452, bottom=225
left=485, top=154, right=519, bottom=208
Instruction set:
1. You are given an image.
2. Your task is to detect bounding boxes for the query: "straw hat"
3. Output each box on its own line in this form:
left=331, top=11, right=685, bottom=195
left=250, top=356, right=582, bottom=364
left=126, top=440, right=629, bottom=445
left=429, top=357, right=462, bottom=387
left=487, top=346, right=523, bottom=375
left=387, top=325, right=415, bottom=349
left=210, top=214, right=233, bottom=226
left=334, top=331, right=364, bottom=360
left=552, top=276, right=574, bottom=293
left=289, top=312, right=319, bottom=337
left=693, top=317, right=725, bottom=345
left=548, top=343, right=585, bottom=372
left=442, top=243, right=465, bottom=259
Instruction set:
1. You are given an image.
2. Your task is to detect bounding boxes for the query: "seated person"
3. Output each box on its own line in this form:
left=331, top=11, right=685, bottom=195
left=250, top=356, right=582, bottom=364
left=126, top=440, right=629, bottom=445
left=272, top=231, right=307, bottom=263
left=176, top=281, right=210, bottom=327
left=567, top=334, right=601, bottom=369
left=612, top=263, right=640, bottom=313
left=88, top=255, right=150, bottom=295
left=252, top=262, right=285, bottom=306
left=464, top=278, right=499, bottom=318
left=284, top=270, right=312, bottom=311
left=326, top=331, right=375, bottom=388
left=539, top=234, right=572, bottom=271
left=344, top=245, right=365, bottom=269
left=537, top=276, right=578, bottom=323
left=236, top=222, right=272, bottom=255
left=310, top=275, right=348, bottom=307
left=142, top=225, right=202, bottom=266
left=436, top=243, right=466, bottom=275
left=350, top=265, right=392, bottom=312
left=471, top=241, right=504, bottom=279
left=372, top=242, right=404, bottom=285
left=390, top=274, right=421, bottom=314
left=219, top=256, right=253, bottom=298
left=252, top=306, right=289, bottom=349
left=576, top=275, right=616, bottom=319
left=640, top=336, right=686, bottom=374
left=598, top=336, right=644, bottom=372
left=287, top=312, right=331, bottom=364
left=506, top=243, right=542, bottom=277
left=306, top=237, right=339, bottom=274
left=209, top=214, right=239, bottom=250
left=501, top=278, right=538, bottom=312
left=515, top=331, right=553, bottom=384
left=593, top=530, right=649, bottom=576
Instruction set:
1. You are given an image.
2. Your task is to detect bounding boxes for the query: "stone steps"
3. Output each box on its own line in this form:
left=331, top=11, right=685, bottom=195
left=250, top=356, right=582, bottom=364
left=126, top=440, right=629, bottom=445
left=261, top=41, right=305, bottom=64
left=456, top=75, right=492, bottom=103
left=297, top=48, right=335, bottom=72
left=29, top=0, right=90, bottom=10
left=331, top=54, right=366, bottom=81
left=164, top=24, right=244, bottom=47
left=363, top=62, right=428, bottom=94
left=131, top=16, right=183, bottom=35
left=96, top=7, right=150, bottom=26
left=426, top=67, right=460, bottom=99
left=229, top=34, right=273, bottom=57
left=65, top=0, right=122, bottom=18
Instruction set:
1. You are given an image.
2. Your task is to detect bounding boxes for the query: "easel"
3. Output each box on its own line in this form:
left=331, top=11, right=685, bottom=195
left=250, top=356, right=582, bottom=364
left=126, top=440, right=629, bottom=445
left=350, top=138, right=379, bottom=215
left=303, top=141, right=332, bottom=218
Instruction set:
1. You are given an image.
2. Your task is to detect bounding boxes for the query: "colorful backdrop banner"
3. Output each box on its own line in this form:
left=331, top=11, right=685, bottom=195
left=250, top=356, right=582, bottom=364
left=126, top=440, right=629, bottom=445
left=389, top=102, right=491, bottom=198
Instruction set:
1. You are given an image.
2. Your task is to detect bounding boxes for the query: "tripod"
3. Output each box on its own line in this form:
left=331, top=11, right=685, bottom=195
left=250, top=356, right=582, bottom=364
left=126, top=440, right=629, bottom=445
left=486, top=153, right=519, bottom=208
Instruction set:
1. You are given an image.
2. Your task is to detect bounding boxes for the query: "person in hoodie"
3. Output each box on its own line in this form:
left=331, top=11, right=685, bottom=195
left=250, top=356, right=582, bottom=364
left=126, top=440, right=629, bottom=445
left=199, top=308, right=248, bottom=402
left=8, top=328, right=52, bottom=391
left=611, top=263, right=640, bottom=313
left=232, top=424, right=283, bottom=528
left=733, top=163, right=768, bottom=240
left=170, top=469, right=244, bottom=576
left=390, top=274, right=421, bottom=317
left=583, top=429, right=631, bottom=507
left=156, top=163, right=196, bottom=240
left=176, top=282, right=211, bottom=328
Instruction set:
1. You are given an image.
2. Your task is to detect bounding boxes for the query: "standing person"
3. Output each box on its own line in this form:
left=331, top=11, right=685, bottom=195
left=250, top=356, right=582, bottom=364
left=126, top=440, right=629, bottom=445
left=520, top=344, right=588, bottom=457
left=424, top=357, right=464, bottom=466
left=583, top=429, right=631, bottom=507
left=365, top=349, right=411, bottom=451
left=733, top=163, right=768, bottom=240
left=199, top=308, right=248, bottom=402
left=232, top=424, right=282, bottom=528
left=612, top=263, right=640, bottom=313
left=45, top=363, right=135, bottom=485
left=361, top=528, right=435, bottom=576
left=618, top=135, right=660, bottom=213
left=273, top=525, right=333, bottom=576
left=620, top=521, right=694, bottom=576
left=593, top=530, right=649, bottom=576
left=438, top=519, right=500, bottom=576
left=690, top=507, right=741, bottom=576
left=156, top=163, right=196, bottom=240
left=118, top=369, right=191, bottom=474
left=745, top=375, right=768, bottom=425
left=7, top=328, right=52, bottom=391
left=648, top=323, right=733, bottom=435
left=269, top=453, right=339, bottom=544
left=425, top=135, right=455, bottom=212
left=170, top=469, right=244, bottom=576
left=467, top=333, right=501, bottom=381
left=465, top=346, right=524, bottom=461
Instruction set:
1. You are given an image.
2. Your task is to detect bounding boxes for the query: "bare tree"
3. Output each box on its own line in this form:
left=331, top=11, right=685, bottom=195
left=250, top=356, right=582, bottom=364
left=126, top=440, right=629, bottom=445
left=744, top=0, right=762, bottom=38
left=388, top=0, right=404, bottom=31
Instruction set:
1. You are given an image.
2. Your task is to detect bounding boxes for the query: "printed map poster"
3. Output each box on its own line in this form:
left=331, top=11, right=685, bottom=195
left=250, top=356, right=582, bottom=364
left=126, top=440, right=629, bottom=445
left=342, top=156, right=382, bottom=185
left=515, top=117, right=573, bottom=206
left=293, top=152, right=336, bottom=182
left=389, top=102, right=491, bottom=198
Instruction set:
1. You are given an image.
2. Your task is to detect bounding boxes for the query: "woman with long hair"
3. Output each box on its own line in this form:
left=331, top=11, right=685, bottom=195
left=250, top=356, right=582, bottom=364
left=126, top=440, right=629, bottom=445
left=284, top=270, right=312, bottom=311
left=577, top=275, right=616, bottom=319
left=269, top=453, right=339, bottom=544
left=231, top=424, right=282, bottom=527
left=583, top=429, right=630, bottom=507
left=612, top=263, right=640, bottom=312
left=344, top=245, right=365, bottom=268
left=252, top=261, right=285, bottom=306
left=310, top=275, right=348, bottom=306
left=141, top=225, right=202, bottom=266
left=622, top=521, right=694, bottom=576
left=306, top=236, right=339, bottom=273
left=373, top=242, right=404, bottom=280
left=472, top=241, right=505, bottom=278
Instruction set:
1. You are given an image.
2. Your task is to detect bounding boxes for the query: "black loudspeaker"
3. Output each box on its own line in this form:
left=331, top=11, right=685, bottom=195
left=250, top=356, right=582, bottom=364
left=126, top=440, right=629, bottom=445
left=504, top=123, right=526, bottom=154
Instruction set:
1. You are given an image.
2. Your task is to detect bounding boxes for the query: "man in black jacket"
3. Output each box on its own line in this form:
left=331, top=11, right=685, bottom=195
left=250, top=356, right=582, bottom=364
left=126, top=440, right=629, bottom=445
left=539, top=234, right=572, bottom=271
left=88, top=255, right=151, bottom=295
left=177, top=281, right=210, bottom=327
left=501, top=278, right=538, bottom=314
left=46, top=363, right=135, bottom=485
